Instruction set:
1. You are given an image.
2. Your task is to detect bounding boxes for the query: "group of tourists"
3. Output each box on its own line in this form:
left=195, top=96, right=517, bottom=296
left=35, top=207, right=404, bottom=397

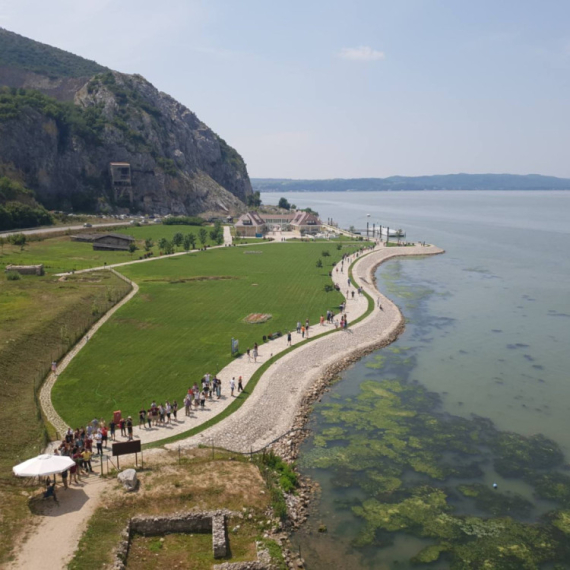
left=54, top=421, right=110, bottom=487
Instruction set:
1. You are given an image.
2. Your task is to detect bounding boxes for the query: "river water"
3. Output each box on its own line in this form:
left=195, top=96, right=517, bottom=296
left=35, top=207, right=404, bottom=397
left=262, top=191, right=570, bottom=569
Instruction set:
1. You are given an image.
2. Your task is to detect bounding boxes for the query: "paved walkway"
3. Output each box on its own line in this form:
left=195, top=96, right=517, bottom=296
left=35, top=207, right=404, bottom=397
left=171, top=243, right=443, bottom=453
left=223, top=225, right=233, bottom=245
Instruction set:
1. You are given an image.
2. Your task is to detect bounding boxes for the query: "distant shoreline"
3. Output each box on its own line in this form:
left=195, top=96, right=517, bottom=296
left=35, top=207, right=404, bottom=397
left=253, top=173, right=570, bottom=193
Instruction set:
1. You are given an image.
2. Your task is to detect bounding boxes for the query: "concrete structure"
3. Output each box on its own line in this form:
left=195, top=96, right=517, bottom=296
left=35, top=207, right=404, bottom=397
left=5, top=264, right=44, bottom=276
left=110, top=162, right=133, bottom=205
left=92, top=233, right=135, bottom=252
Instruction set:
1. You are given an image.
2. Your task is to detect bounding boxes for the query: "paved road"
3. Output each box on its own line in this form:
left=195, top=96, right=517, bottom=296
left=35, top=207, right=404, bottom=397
left=0, top=221, right=131, bottom=238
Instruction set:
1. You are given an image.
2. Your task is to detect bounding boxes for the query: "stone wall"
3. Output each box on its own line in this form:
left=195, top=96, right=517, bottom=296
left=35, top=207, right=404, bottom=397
left=112, top=510, right=232, bottom=570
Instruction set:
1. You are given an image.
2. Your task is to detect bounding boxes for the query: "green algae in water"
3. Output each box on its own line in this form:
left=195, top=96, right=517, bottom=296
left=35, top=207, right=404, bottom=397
left=302, top=377, right=570, bottom=568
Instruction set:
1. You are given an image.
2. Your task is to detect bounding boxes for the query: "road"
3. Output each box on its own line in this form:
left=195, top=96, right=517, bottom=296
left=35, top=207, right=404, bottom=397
left=0, top=221, right=131, bottom=238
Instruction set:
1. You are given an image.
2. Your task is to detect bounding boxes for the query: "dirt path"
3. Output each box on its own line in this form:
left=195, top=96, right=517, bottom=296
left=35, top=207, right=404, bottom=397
left=7, top=476, right=109, bottom=570
left=40, top=270, right=139, bottom=437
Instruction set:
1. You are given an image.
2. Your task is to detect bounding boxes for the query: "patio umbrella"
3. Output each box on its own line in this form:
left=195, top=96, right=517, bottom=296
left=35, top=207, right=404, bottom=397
left=13, top=454, right=75, bottom=477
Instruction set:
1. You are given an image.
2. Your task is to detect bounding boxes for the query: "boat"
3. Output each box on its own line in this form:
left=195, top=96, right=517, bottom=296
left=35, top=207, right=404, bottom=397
left=381, top=227, right=405, bottom=238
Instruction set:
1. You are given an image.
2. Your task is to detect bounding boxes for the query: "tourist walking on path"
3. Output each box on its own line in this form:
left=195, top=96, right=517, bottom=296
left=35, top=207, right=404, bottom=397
left=95, top=430, right=103, bottom=455
left=200, top=391, right=206, bottom=408
left=119, top=417, right=126, bottom=437
left=139, top=408, right=146, bottom=428
left=247, top=347, right=251, bottom=361
left=287, top=331, right=292, bottom=346
left=253, top=347, right=258, bottom=362
left=296, top=321, right=301, bottom=334
left=127, top=416, right=133, bottom=440
left=238, top=376, right=244, bottom=392
left=230, top=377, right=236, bottom=396
left=109, top=419, right=116, bottom=441
left=301, top=325, right=305, bottom=339
left=172, top=400, right=178, bottom=420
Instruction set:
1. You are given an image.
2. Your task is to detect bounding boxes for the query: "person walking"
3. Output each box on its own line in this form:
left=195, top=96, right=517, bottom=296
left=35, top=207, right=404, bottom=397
left=172, top=400, right=178, bottom=420
left=296, top=321, right=301, bottom=334
left=246, top=347, right=251, bottom=361
left=147, top=409, right=152, bottom=428
left=200, top=391, right=206, bottom=408
left=95, top=430, right=103, bottom=456
left=119, top=417, right=126, bottom=437
left=252, top=347, right=258, bottom=362
left=81, top=448, right=93, bottom=473
left=301, top=325, right=305, bottom=339
left=126, top=416, right=133, bottom=441
left=306, top=324, right=310, bottom=338
left=109, top=419, right=116, bottom=441
left=185, top=394, right=191, bottom=416
left=216, top=377, right=222, bottom=398
left=320, top=315, right=324, bottom=326
left=287, top=331, right=292, bottom=346
left=230, top=377, right=236, bottom=396
left=139, top=408, right=146, bottom=428
left=238, top=376, right=244, bottom=392
left=101, top=425, right=108, bottom=448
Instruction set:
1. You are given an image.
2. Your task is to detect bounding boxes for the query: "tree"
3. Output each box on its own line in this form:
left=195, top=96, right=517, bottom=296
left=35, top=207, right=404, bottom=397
left=163, top=240, right=174, bottom=255
left=198, top=227, right=208, bottom=247
left=158, top=237, right=168, bottom=252
left=187, top=232, right=196, bottom=250
left=316, top=258, right=323, bottom=268
left=128, top=242, right=138, bottom=257
left=216, top=233, right=224, bottom=246
left=322, top=250, right=330, bottom=257
left=173, top=232, right=184, bottom=248
left=246, top=191, right=261, bottom=208
left=144, top=238, right=154, bottom=252
left=278, top=197, right=291, bottom=210
left=183, top=234, right=191, bottom=251
left=349, top=225, right=356, bottom=234
left=11, top=233, right=26, bottom=250
left=337, top=244, right=342, bottom=251
left=291, top=204, right=297, bottom=210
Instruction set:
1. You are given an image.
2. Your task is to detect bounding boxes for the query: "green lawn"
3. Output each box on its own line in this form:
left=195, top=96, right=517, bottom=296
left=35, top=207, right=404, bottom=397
left=0, top=225, right=223, bottom=275
left=52, top=242, right=358, bottom=428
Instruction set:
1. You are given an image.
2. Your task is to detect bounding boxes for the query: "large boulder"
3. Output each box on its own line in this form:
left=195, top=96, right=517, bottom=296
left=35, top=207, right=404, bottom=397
left=117, top=468, right=138, bottom=491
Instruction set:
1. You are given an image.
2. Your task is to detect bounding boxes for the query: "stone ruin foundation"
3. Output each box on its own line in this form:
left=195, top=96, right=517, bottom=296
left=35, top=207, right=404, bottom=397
left=113, top=510, right=274, bottom=569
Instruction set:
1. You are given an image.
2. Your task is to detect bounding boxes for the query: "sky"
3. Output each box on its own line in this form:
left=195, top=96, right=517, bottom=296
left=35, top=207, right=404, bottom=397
left=1, top=0, right=570, bottom=179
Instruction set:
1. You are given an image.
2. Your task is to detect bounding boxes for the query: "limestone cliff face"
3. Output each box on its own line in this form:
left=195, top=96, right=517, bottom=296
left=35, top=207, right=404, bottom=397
left=0, top=71, right=252, bottom=215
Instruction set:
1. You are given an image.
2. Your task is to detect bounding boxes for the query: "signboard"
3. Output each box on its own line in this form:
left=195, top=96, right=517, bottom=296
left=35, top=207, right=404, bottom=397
left=113, top=410, right=122, bottom=425
left=112, top=440, right=141, bottom=457
left=231, top=337, right=239, bottom=356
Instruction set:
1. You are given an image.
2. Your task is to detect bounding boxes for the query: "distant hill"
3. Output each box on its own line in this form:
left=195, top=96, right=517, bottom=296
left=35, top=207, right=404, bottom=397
left=0, top=28, right=108, bottom=78
left=253, top=174, right=570, bottom=192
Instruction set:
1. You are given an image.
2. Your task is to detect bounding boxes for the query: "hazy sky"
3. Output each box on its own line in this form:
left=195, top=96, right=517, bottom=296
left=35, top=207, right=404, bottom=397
left=2, top=0, right=569, bottom=179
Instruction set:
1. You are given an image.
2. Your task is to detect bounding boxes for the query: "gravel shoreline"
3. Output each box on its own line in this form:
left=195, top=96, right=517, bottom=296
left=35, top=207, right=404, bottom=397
left=172, top=244, right=444, bottom=455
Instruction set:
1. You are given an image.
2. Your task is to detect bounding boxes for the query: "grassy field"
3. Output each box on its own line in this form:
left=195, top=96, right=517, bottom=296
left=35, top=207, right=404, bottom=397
left=52, top=242, right=357, bottom=428
left=0, top=224, right=227, bottom=274
left=0, top=270, right=131, bottom=565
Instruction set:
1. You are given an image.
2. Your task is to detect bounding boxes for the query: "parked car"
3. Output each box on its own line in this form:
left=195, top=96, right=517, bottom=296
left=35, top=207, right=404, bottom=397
left=83, top=223, right=92, bottom=228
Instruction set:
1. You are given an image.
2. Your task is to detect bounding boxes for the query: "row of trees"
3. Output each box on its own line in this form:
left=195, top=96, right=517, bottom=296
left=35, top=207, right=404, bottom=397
left=143, top=222, right=225, bottom=255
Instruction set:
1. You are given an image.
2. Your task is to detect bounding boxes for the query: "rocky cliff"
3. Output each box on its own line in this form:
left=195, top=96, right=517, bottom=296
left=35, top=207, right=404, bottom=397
left=0, top=28, right=252, bottom=215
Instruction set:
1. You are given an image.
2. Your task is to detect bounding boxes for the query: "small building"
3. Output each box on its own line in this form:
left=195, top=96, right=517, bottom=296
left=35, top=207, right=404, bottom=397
left=234, top=212, right=265, bottom=237
left=92, top=233, right=135, bottom=252
left=5, top=264, right=44, bottom=276
left=290, top=211, right=322, bottom=234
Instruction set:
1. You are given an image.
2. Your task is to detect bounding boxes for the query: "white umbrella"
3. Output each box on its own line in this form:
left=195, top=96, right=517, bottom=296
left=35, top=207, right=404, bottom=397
left=13, top=454, right=75, bottom=477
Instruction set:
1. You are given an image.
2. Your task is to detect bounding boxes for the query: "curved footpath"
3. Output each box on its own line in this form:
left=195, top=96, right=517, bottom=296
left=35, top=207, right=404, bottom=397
left=172, top=243, right=444, bottom=453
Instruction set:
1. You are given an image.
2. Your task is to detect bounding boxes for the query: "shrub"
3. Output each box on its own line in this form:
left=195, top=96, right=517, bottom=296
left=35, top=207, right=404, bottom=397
left=6, top=271, right=20, bottom=281
left=162, top=216, right=204, bottom=226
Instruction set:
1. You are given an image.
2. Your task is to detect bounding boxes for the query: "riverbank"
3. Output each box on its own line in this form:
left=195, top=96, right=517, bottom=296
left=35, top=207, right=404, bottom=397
left=172, top=244, right=444, bottom=454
